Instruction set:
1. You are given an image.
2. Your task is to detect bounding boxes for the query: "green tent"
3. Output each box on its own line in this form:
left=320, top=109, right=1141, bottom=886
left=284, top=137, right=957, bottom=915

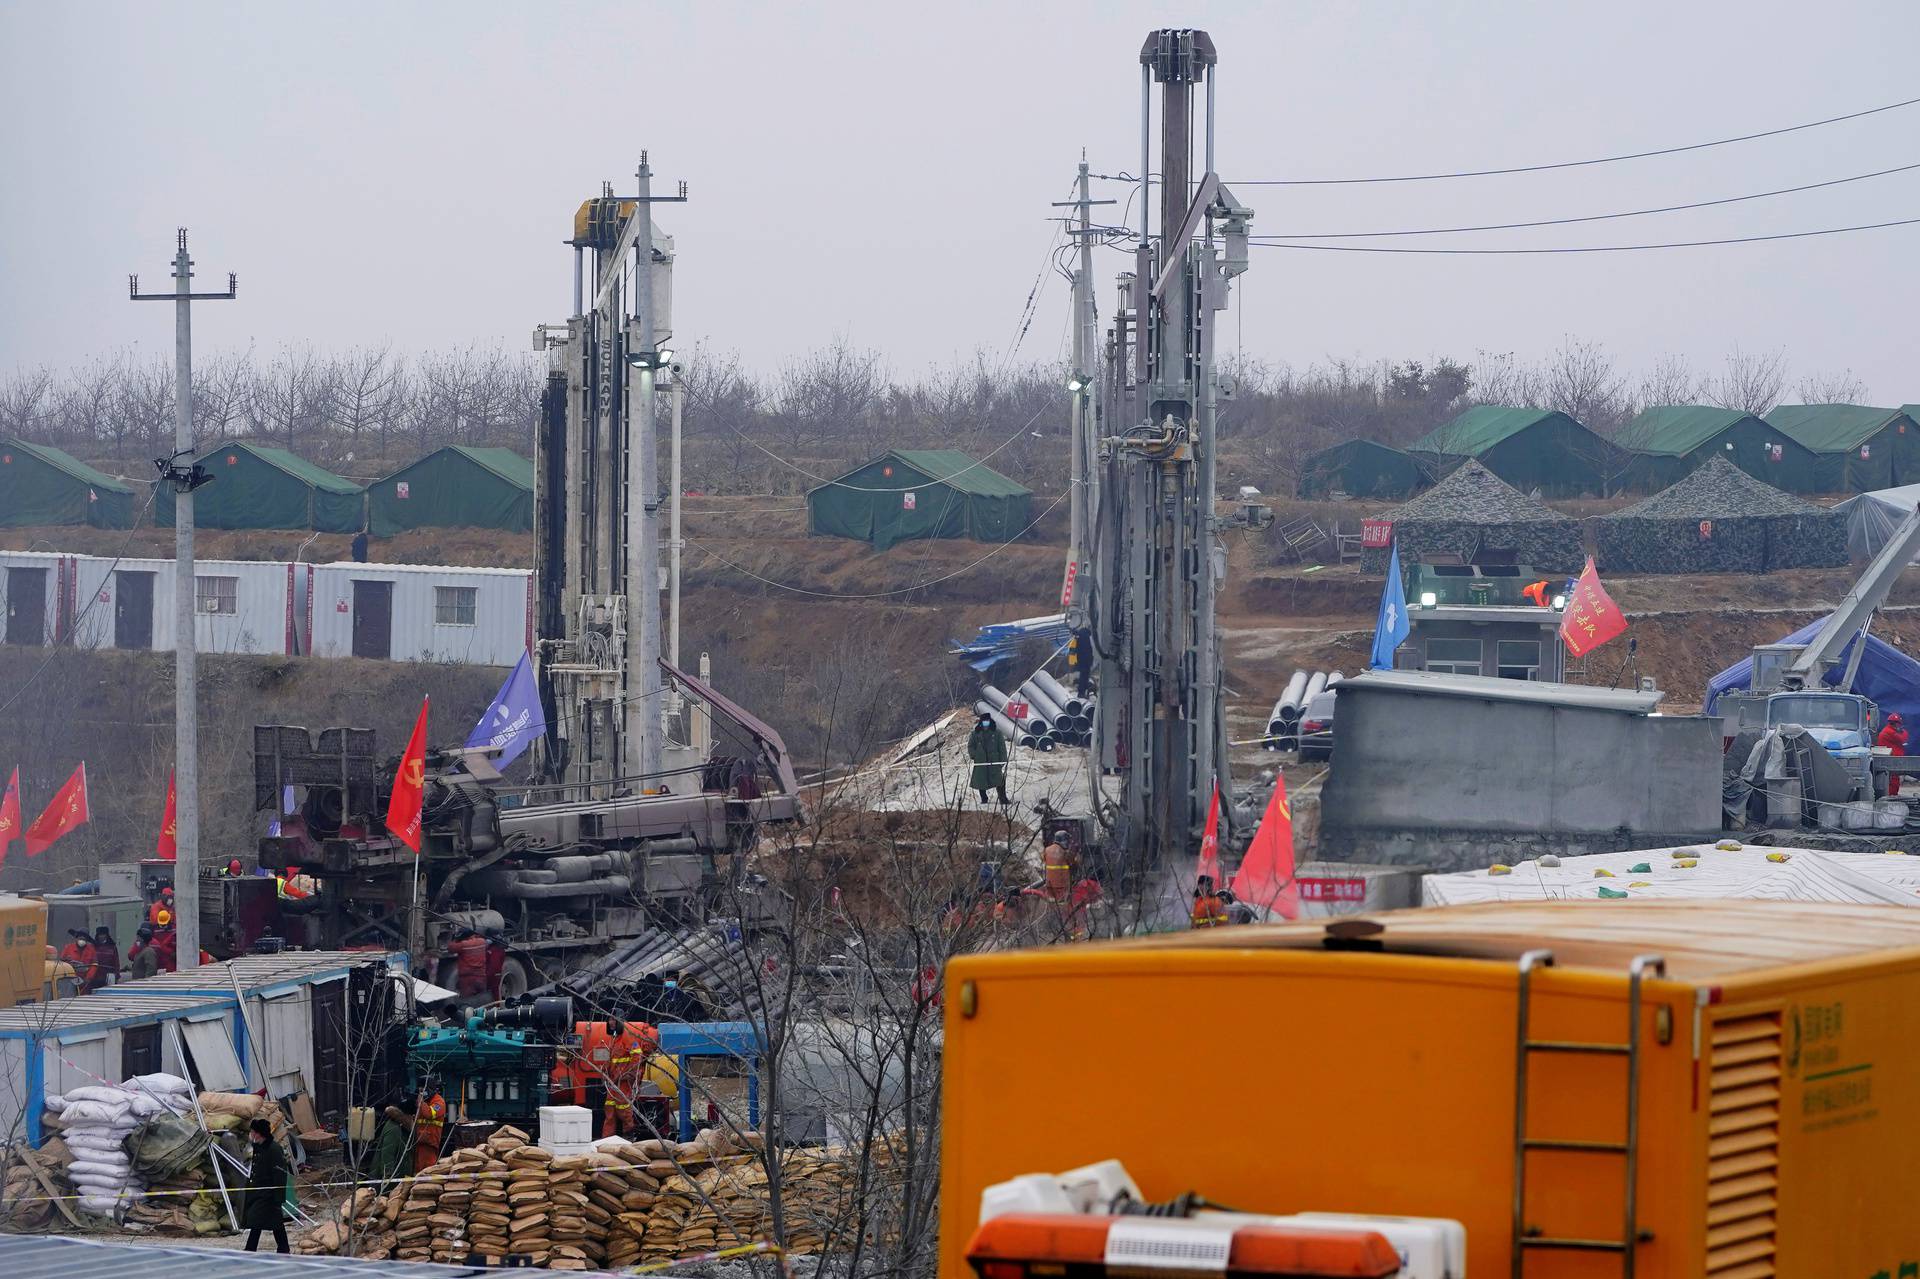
left=154, top=440, right=364, bottom=532
left=1618, top=405, right=1822, bottom=493
left=0, top=438, right=135, bottom=528
left=807, top=449, right=1032, bottom=551
left=1767, top=404, right=1920, bottom=492
left=368, top=445, right=534, bottom=537
left=1409, top=406, right=1621, bottom=496
left=1297, top=439, right=1427, bottom=499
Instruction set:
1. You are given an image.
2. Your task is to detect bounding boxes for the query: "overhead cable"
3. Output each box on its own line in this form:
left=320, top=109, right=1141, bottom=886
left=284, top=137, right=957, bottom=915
left=1249, top=214, right=1920, bottom=254
left=1225, top=94, right=1920, bottom=185
left=1259, top=159, right=1920, bottom=239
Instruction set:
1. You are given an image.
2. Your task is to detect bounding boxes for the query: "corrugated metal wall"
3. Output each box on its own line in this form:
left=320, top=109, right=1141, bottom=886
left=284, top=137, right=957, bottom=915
left=308, top=562, right=531, bottom=665
left=67, top=557, right=298, bottom=655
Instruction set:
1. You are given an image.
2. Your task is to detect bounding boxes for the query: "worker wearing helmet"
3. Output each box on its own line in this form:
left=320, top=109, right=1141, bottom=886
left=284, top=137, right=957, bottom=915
left=1189, top=875, right=1229, bottom=929
left=1879, top=713, right=1909, bottom=797
left=148, top=886, right=175, bottom=926
left=413, top=1082, right=446, bottom=1173
left=1041, top=830, right=1074, bottom=897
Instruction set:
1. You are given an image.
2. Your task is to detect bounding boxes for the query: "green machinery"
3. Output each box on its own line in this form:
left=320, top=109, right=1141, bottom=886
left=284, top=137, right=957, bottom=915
left=407, top=997, right=574, bottom=1121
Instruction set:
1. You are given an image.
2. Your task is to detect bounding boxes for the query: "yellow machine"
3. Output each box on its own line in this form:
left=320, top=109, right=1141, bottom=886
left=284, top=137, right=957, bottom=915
left=0, top=895, right=47, bottom=1008
left=941, top=900, right=1920, bottom=1278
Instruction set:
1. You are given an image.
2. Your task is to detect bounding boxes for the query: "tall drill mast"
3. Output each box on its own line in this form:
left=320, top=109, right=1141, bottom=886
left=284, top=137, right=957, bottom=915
left=534, top=157, right=686, bottom=797
left=1089, top=30, right=1253, bottom=865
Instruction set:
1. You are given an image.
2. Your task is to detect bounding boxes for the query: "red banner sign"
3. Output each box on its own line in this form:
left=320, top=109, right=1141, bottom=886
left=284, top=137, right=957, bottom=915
left=1559, top=557, right=1629, bottom=658
left=1300, top=876, right=1366, bottom=903
left=1361, top=519, right=1394, bottom=548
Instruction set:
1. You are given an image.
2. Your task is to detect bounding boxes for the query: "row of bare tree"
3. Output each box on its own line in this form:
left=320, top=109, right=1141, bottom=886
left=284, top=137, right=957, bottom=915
left=0, top=337, right=1877, bottom=492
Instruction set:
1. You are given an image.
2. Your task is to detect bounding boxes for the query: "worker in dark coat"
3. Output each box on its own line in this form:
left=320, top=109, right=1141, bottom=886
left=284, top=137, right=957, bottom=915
left=1879, top=713, right=1909, bottom=797
left=127, top=925, right=160, bottom=980
left=968, top=714, right=1010, bottom=805
left=89, top=926, right=120, bottom=988
left=371, top=1101, right=413, bottom=1184
left=242, top=1118, right=290, bottom=1253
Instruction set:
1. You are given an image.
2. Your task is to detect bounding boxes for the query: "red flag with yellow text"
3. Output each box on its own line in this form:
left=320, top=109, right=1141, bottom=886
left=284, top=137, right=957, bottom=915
left=157, top=770, right=177, bottom=860
left=1195, top=780, right=1223, bottom=887
left=25, top=763, right=89, bottom=856
left=0, top=768, right=19, bottom=866
left=1231, top=772, right=1299, bottom=920
left=1559, top=557, right=1629, bottom=658
left=386, top=697, right=429, bottom=853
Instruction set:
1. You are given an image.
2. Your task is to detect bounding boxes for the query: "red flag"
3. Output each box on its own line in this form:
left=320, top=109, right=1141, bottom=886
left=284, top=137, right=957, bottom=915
left=1559, top=557, right=1629, bottom=659
left=24, top=763, right=89, bottom=857
left=157, top=770, right=177, bottom=861
left=386, top=696, right=429, bottom=853
left=1232, top=772, right=1299, bottom=920
left=0, top=768, right=19, bottom=867
left=1195, top=780, right=1223, bottom=886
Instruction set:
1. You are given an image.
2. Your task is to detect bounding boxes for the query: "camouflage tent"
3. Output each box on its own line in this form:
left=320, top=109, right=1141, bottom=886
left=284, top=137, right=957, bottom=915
left=1596, top=456, right=1847, bottom=574
left=1361, top=460, right=1583, bottom=574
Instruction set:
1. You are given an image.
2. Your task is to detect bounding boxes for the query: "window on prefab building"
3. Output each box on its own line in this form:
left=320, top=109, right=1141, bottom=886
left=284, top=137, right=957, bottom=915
left=1424, top=637, right=1482, bottom=676
left=1497, top=639, right=1543, bottom=681
left=435, top=585, right=478, bottom=626
left=195, top=575, right=237, bottom=615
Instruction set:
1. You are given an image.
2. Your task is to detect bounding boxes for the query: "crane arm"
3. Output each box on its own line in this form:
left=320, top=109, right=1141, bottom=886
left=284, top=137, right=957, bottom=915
left=1784, top=506, right=1920, bottom=687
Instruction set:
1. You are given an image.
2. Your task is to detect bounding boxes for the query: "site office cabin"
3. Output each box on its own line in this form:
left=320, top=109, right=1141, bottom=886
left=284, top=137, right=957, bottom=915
left=940, top=900, right=1920, bottom=1279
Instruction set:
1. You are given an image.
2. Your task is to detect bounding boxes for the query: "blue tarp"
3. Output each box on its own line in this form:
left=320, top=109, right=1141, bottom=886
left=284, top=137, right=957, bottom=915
left=1704, top=615, right=1920, bottom=726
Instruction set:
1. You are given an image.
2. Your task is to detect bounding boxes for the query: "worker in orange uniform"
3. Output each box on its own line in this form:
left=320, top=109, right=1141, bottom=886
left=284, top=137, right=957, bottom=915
left=446, top=927, right=490, bottom=1002
left=1041, top=831, right=1074, bottom=895
left=148, top=886, right=175, bottom=927
left=601, top=1022, right=647, bottom=1138
left=1879, top=713, right=1909, bottom=797
left=413, top=1084, right=446, bottom=1172
left=1521, top=580, right=1551, bottom=607
left=1190, top=875, right=1229, bottom=929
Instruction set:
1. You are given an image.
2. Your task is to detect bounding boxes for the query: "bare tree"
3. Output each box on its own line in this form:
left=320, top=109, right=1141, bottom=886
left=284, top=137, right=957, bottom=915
left=1636, top=353, right=1702, bottom=411
left=1796, top=368, right=1868, bottom=405
left=0, top=365, right=56, bottom=442
left=53, top=353, right=125, bottom=455
left=113, top=354, right=176, bottom=463
left=250, top=345, right=331, bottom=453
left=330, top=345, right=403, bottom=461
left=1539, top=337, right=1628, bottom=433
left=1705, top=347, right=1787, bottom=416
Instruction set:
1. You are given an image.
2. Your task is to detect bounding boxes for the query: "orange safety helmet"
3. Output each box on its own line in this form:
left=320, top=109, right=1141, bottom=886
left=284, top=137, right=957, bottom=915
left=155, top=908, right=173, bottom=927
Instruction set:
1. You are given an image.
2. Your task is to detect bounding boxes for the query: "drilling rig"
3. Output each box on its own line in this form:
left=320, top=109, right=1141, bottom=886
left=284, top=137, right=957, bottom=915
left=250, top=158, right=801, bottom=987
left=1085, top=30, right=1257, bottom=868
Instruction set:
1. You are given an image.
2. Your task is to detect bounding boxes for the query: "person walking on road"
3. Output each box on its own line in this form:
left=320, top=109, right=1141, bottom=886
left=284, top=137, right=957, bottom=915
left=242, top=1118, right=290, bottom=1253
left=968, top=713, right=1010, bottom=805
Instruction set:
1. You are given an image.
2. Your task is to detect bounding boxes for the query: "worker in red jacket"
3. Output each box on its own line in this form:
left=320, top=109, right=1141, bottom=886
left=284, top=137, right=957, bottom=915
left=1879, top=713, right=1909, bottom=797
left=446, top=927, right=490, bottom=1001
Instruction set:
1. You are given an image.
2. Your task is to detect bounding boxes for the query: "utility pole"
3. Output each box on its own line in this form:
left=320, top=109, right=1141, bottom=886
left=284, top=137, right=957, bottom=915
left=1054, top=156, right=1112, bottom=632
left=131, top=229, right=236, bottom=970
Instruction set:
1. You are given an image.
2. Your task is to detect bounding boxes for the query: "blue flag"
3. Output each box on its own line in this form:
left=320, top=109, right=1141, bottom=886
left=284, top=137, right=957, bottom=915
left=467, top=651, right=547, bottom=769
left=1370, top=542, right=1410, bottom=670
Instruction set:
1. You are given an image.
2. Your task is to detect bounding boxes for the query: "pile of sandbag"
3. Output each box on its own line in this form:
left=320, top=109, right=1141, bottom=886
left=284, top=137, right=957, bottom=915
left=46, top=1086, right=145, bottom=1216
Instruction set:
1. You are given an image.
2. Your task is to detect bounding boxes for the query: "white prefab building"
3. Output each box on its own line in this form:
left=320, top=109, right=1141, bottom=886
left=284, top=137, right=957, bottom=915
left=0, top=992, right=243, bottom=1145
left=67, top=557, right=306, bottom=655
left=0, top=551, right=75, bottom=647
left=307, top=562, right=531, bottom=666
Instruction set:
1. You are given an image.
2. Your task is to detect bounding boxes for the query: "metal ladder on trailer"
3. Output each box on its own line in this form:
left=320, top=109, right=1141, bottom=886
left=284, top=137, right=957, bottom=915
left=1510, top=950, right=1666, bottom=1277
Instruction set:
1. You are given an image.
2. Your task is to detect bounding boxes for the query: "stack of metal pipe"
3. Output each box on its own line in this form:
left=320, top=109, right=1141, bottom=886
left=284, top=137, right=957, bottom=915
left=1264, top=668, right=1342, bottom=749
left=975, top=670, right=1099, bottom=750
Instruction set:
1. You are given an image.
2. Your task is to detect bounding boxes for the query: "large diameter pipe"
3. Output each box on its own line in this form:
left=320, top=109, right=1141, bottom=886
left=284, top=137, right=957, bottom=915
left=1031, top=670, right=1086, bottom=717
left=975, top=701, right=1037, bottom=750
left=982, top=685, right=1049, bottom=735
left=1277, top=670, right=1310, bottom=724
left=1303, top=671, right=1330, bottom=704
left=1017, top=681, right=1068, bottom=726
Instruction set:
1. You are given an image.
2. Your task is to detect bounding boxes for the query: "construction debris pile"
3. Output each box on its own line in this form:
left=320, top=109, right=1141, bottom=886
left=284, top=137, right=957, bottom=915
left=296, top=1126, right=895, bottom=1270
left=1597, top=455, right=1848, bottom=573
left=5, top=1077, right=293, bottom=1235
left=1360, top=460, right=1584, bottom=575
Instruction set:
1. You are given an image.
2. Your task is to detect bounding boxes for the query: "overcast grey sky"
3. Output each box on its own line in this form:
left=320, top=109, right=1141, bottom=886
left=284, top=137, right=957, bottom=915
left=4, top=0, right=1920, bottom=400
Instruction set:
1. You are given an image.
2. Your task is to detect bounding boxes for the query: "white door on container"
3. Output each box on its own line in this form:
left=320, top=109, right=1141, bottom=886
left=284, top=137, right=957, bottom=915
left=260, top=991, right=309, bottom=1096
left=179, top=1015, right=247, bottom=1091
left=48, top=1032, right=110, bottom=1094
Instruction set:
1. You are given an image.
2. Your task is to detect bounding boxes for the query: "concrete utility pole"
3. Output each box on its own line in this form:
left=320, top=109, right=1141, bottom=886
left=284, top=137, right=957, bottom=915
left=1054, top=156, right=1113, bottom=631
left=131, top=229, right=235, bottom=970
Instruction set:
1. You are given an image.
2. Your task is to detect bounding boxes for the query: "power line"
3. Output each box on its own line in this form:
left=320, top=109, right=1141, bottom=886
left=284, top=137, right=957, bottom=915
left=685, top=492, right=1066, bottom=600
left=1225, top=94, right=1920, bottom=185
left=1258, top=159, right=1920, bottom=239
left=1248, top=214, right=1920, bottom=255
